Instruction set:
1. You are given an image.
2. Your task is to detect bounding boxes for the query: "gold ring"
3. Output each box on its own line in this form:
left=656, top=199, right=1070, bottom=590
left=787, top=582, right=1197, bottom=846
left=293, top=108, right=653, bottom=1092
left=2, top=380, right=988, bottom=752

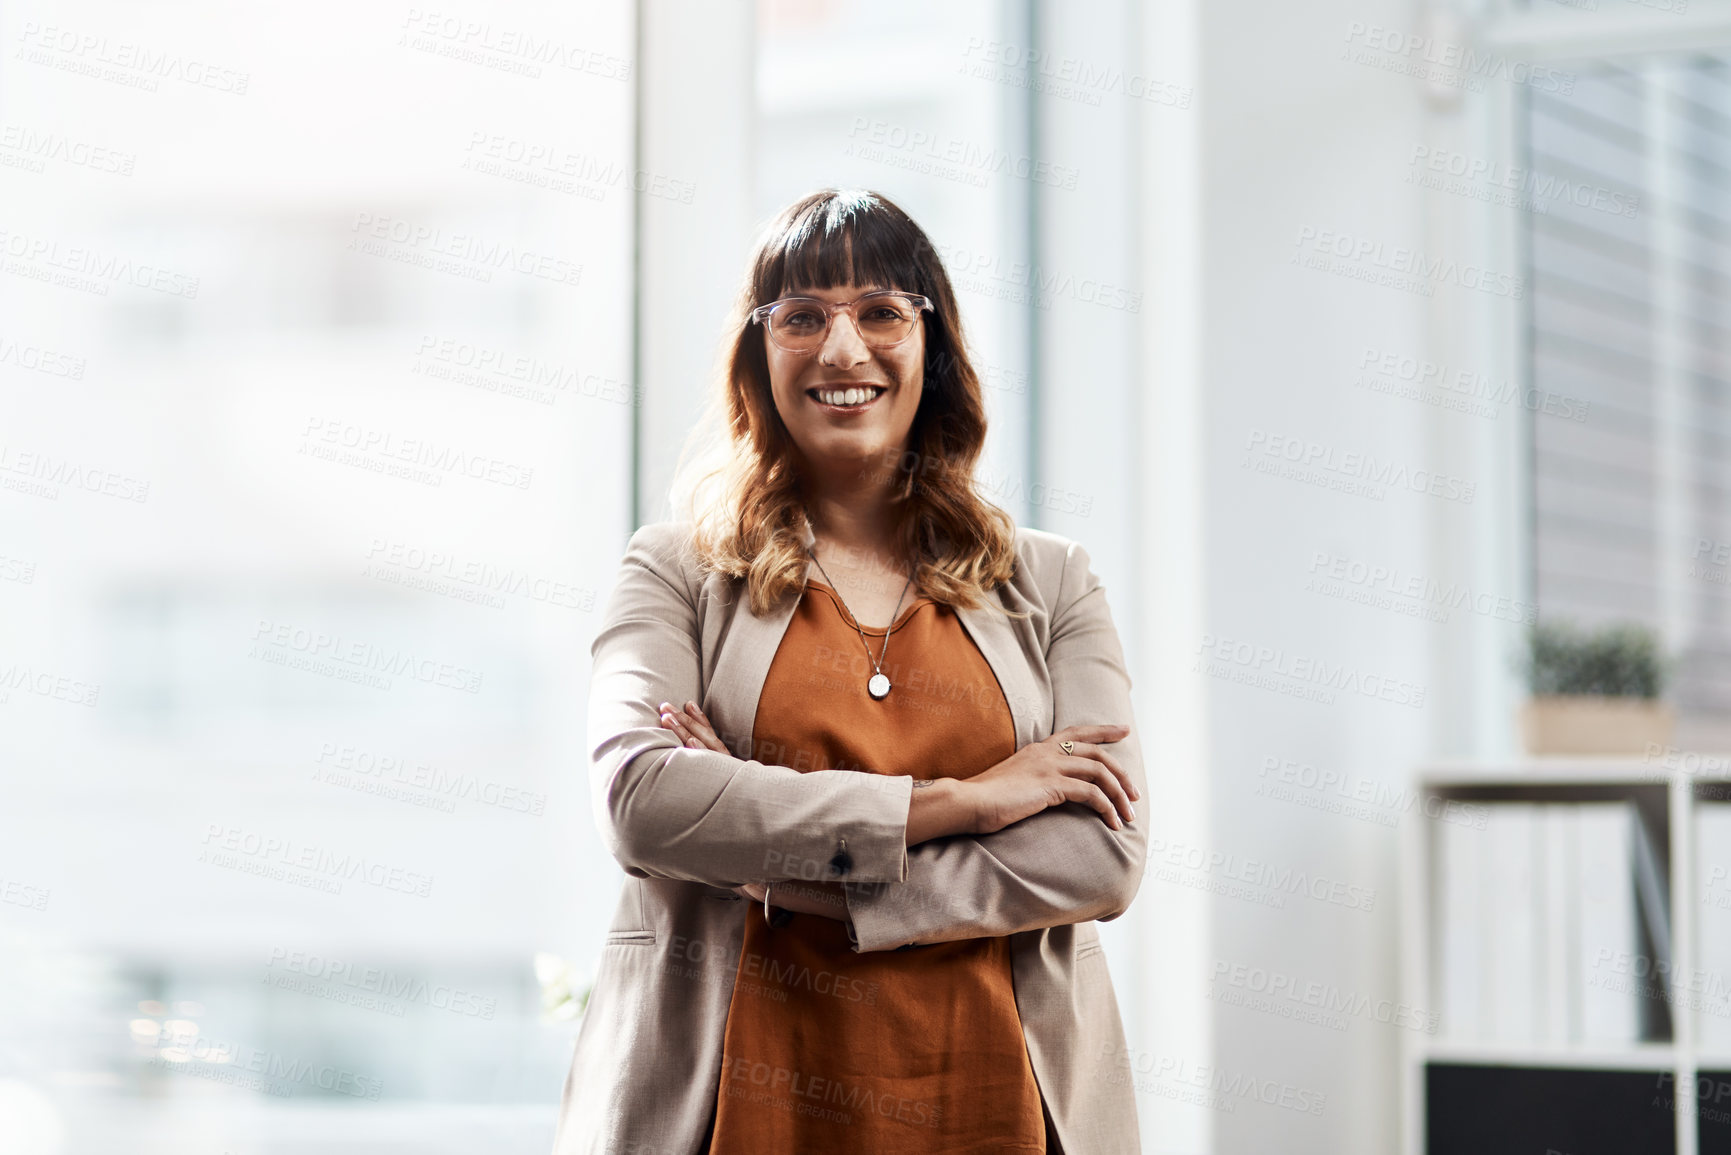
left=1059, top=740, right=1074, bottom=756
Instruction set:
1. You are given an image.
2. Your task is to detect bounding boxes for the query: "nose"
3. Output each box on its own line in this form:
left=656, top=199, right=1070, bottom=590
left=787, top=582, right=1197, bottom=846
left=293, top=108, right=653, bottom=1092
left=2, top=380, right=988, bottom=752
left=817, top=308, right=870, bottom=369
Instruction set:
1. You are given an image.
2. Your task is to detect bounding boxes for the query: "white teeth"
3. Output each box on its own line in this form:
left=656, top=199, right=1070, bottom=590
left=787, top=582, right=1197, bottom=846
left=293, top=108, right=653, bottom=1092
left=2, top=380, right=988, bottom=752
left=815, top=387, right=879, bottom=407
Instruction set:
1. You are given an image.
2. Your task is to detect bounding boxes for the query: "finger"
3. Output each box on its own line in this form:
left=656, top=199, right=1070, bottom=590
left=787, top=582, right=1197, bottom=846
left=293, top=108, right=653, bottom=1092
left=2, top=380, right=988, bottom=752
left=660, top=711, right=695, bottom=745
left=1057, top=777, right=1120, bottom=829
left=1066, top=741, right=1139, bottom=806
left=1052, top=726, right=1138, bottom=801
left=679, top=705, right=728, bottom=752
left=1062, top=756, right=1134, bottom=824
left=672, top=707, right=727, bottom=753
left=1053, top=722, right=1132, bottom=745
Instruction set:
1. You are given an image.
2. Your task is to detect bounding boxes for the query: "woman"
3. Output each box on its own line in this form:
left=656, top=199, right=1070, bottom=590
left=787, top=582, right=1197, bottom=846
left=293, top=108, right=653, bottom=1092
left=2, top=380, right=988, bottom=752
left=552, top=189, right=1148, bottom=1155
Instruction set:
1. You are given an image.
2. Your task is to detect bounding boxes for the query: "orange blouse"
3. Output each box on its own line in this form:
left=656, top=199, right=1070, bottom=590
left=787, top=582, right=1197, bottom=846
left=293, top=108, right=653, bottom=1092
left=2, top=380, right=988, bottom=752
left=707, top=579, right=1047, bottom=1154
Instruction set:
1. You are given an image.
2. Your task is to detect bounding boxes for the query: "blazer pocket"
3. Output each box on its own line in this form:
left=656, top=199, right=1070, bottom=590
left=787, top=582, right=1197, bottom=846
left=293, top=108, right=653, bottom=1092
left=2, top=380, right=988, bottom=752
left=604, top=929, right=657, bottom=946
left=1074, top=939, right=1105, bottom=961
left=602, top=877, right=656, bottom=945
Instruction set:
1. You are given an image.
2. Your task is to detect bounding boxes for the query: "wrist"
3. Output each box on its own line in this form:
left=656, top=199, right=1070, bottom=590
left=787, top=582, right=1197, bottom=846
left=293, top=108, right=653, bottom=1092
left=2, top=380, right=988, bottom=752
left=906, top=776, right=978, bottom=845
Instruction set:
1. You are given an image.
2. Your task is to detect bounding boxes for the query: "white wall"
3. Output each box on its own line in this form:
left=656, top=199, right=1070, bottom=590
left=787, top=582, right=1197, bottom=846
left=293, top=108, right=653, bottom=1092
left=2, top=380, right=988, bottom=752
left=1120, top=0, right=1524, bottom=1150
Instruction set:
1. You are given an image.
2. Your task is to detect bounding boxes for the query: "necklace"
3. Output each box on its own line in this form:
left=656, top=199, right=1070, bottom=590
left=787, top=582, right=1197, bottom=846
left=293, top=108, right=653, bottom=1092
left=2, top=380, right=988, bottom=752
left=806, top=543, right=915, bottom=701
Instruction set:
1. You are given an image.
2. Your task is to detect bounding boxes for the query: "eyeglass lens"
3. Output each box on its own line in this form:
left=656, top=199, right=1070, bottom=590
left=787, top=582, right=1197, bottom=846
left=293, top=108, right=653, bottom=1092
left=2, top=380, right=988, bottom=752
left=768, top=295, right=919, bottom=350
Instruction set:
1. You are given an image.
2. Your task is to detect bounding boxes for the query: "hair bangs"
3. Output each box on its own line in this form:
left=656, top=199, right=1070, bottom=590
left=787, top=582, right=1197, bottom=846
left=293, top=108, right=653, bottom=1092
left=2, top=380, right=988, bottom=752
left=767, top=193, right=928, bottom=301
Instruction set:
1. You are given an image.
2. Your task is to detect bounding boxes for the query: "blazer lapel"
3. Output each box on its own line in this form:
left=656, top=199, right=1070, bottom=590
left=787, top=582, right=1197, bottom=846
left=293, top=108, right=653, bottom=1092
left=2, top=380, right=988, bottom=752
left=956, top=599, right=1043, bottom=749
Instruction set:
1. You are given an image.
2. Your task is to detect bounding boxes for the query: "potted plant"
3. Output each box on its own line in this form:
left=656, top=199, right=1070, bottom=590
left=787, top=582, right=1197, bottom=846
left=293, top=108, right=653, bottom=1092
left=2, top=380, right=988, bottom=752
left=1518, top=621, right=1674, bottom=754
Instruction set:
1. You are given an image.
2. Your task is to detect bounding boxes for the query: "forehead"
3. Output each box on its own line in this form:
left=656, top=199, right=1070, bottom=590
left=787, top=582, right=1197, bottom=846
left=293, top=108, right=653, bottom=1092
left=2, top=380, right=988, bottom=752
left=782, top=281, right=895, bottom=300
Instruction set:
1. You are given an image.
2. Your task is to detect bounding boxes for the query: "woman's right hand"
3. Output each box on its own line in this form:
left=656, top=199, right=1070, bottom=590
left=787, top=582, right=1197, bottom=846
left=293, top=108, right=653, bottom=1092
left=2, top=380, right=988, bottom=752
left=959, top=724, right=1138, bottom=835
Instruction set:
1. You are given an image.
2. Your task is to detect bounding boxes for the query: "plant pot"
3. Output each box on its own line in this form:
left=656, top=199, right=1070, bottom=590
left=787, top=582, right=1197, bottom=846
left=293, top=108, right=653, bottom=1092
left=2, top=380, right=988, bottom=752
left=1519, top=695, right=1675, bottom=755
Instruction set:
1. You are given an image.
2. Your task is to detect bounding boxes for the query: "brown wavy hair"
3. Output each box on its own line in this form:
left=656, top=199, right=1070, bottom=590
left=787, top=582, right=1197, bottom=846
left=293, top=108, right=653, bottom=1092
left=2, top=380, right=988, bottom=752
left=670, top=188, right=1021, bottom=618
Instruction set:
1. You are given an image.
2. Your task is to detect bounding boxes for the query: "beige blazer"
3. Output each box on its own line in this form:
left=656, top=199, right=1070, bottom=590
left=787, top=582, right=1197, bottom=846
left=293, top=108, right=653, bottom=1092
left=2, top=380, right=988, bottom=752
left=551, top=518, right=1149, bottom=1155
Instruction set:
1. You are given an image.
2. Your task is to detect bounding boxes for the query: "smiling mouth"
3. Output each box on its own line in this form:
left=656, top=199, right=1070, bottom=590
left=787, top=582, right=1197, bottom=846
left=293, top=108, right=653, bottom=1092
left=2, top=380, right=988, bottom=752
left=807, top=385, right=887, bottom=410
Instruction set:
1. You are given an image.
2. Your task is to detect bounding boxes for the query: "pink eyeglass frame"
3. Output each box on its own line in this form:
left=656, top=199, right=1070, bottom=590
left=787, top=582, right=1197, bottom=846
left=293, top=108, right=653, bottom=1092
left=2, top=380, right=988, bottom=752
left=749, top=290, right=933, bottom=352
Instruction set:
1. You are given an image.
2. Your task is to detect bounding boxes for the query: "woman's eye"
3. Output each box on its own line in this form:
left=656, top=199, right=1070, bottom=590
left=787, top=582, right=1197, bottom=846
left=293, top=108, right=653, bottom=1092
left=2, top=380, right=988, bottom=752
left=781, top=310, right=823, bottom=329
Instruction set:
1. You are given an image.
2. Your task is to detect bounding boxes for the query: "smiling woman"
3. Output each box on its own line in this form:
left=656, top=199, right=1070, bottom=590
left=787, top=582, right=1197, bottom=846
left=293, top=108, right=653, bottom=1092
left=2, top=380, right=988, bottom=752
left=679, top=189, right=1021, bottom=623
left=553, top=189, right=1148, bottom=1155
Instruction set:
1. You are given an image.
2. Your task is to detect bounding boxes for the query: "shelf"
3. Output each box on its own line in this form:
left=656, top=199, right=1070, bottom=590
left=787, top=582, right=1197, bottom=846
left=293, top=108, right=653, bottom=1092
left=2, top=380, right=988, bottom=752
left=1402, top=756, right=1731, bottom=1155
left=1421, top=756, right=1731, bottom=788
left=1415, top=1039, right=1678, bottom=1070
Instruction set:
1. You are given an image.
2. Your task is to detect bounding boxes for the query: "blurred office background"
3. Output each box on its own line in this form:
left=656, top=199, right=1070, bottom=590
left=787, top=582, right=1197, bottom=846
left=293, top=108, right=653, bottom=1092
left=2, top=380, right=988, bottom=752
left=3, top=0, right=1731, bottom=1152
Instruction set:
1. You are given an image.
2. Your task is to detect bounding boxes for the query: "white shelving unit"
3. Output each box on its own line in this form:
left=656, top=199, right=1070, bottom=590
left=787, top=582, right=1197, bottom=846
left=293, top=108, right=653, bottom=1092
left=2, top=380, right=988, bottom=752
left=1400, top=757, right=1731, bottom=1155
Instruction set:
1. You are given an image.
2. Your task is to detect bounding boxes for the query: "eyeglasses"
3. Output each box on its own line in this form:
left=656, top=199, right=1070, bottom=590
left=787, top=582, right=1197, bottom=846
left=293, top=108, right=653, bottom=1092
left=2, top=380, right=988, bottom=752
left=749, top=291, right=933, bottom=354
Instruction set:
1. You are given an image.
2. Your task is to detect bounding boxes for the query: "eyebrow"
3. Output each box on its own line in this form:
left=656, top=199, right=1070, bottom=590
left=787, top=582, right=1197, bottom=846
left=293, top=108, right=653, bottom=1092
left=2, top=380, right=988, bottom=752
left=783, top=284, right=891, bottom=297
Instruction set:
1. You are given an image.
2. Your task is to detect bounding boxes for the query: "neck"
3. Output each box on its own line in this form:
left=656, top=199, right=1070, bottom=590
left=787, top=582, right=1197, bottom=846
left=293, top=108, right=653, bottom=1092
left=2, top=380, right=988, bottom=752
left=799, top=454, right=902, bottom=558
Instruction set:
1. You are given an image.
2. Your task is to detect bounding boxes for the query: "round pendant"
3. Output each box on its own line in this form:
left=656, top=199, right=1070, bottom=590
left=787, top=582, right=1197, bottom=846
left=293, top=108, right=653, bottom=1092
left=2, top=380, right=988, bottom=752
left=867, top=673, right=891, bottom=700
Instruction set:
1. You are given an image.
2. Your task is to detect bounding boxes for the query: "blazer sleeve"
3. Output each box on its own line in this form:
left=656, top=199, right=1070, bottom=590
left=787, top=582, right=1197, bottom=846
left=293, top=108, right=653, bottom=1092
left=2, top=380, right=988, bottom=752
left=839, top=538, right=1149, bottom=951
left=589, top=523, right=916, bottom=889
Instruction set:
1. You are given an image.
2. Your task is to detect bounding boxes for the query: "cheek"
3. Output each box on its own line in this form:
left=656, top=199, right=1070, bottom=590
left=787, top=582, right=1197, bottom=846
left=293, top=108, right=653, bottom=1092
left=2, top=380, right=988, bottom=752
left=766, top=348, right=802, bottom=408
left=887, top=341, right=924, bottom=392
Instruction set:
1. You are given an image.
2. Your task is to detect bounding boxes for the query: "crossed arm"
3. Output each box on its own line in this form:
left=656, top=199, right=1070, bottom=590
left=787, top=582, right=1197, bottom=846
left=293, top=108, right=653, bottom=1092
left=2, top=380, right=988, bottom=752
left=590, top=524, right=1149, bottom=952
